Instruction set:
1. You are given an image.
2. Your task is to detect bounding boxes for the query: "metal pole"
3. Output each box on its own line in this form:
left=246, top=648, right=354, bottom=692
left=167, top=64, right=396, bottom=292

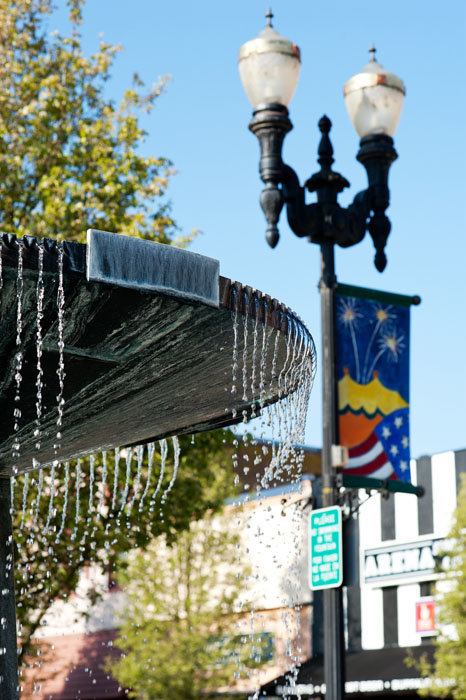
left=0, top=478, right=19, bottom=700
left=319, top=242, right=345, bottom=700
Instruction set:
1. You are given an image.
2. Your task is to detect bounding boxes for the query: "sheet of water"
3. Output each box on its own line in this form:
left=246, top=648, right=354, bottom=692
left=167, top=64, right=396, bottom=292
left=4, top=239, right=316, bottom=699
left=227, top=290, right=315, bottom=699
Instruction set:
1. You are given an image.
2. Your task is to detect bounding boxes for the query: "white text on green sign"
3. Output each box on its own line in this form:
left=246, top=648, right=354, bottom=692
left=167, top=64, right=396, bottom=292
left=310, top=506, right=343, bottom=589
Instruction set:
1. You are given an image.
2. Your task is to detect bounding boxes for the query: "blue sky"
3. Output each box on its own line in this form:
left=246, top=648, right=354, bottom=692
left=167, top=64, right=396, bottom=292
left=53, top=1, right=465, bottom=458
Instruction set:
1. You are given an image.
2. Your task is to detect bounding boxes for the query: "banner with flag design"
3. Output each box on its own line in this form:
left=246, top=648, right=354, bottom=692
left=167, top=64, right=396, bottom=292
left=336, top=284, right=416, bottom=484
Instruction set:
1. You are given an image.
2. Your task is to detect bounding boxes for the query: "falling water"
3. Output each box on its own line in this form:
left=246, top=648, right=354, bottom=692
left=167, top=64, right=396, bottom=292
left=270, top=323, right=281, bottom=384
left=225, top=291, right=316, bottom=696
left=3, top=242, right=316, bottom=697
left=120, top=449, right=133, bottom=513
left=139, top=443, right=155, bottom=512
left=12, top=240, right=24, bottom=471
left=55, top=244, right=65, bottom=451
left=160, top=437, right=180, bottom=503
left=149, top=439, right=168, bottom=512
left=127, top=445, right=144, bottom=515
left=276, top=333, right=292, bottom=403
left=71, top=459, right=82, bottom=541
left=257, top=321, right=272, bottom=458
left=32, top=468, right=44, bottom=530
left=231, top=299, right=239, bottom=398
left=261, top=328, right=283, bottom=487
left=44, top=461, right=56, bottom=535
left=10, top=280, right=314, bottom=521
left=226, top=291, right=315, bottom=506
left=98, top=451, right=108, bottom=518
left=249, top=304, right=260, bottom=421
left=241, top=296, right=249, bottom=404
left=112, top=447, right=120, bottom=510
left=19, top=473, right=29, bottom=531
left=12, top=438, right=188, bottom=534
left=273, top=327, right=297, bottom=480
left=239, top=292, right=253, bottom=491
left=55, top=462, right=70, bottom=543
left=88, top=453, right=96, bottom=517
left=34, top=242, right=45, bottom=453
left=270, top=326, right=300, bottom=484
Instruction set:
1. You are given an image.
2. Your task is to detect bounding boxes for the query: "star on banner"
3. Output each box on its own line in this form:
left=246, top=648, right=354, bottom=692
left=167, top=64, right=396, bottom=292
left=344, top=408, right=411, bottom=482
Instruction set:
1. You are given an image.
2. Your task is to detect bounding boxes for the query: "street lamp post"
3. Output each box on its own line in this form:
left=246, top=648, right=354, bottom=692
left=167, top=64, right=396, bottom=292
left=238, top=11, right=405, bottom=700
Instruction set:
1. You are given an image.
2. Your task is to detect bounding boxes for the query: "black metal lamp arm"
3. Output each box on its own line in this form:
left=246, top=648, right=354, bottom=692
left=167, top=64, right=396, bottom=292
left=282, top=163, right=368, bottom=249
left=249, top=104, right=292, bottom=248
left=250, top=106, right=398, bottom=271
left=356, top=134, right=398, bottom=271
left=281, top=164, right=309, bottom=238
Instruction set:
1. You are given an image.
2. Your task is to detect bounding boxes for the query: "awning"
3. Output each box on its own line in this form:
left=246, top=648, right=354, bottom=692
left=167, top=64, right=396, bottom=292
left=21, top=629, right=126, bottom=699
left=261, top=645, right=436, bottom=698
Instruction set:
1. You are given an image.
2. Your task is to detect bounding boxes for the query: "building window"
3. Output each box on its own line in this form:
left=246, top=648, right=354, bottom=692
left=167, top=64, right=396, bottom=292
left=383, top=586, right=398, bottom=647
left=381, top=495, right=396, bottom=541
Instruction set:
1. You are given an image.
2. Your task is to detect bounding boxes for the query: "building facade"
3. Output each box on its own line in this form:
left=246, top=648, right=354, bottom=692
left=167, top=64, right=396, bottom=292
left=21, top=447, right=466, bottom=699
left=263, top=448, right=466, bottom=698
left=354, top=448, right=466, bottom=652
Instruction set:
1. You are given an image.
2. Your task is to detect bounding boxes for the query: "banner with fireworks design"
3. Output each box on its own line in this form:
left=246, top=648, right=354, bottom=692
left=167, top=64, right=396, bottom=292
left=336, top=284, right=417, bottom=484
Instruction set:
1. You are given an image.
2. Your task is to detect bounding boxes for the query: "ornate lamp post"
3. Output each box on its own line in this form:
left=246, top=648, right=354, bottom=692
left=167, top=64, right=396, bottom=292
left=238, top=10, right=405, bottom=700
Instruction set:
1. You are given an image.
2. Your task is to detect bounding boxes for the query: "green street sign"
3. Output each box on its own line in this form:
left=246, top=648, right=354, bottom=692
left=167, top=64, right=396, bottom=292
left=309, top=506, right=343, bottom=590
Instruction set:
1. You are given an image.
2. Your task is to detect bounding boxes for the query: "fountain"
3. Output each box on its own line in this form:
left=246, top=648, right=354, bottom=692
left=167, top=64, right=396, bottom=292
left=0, top=229, right=316, bottom=699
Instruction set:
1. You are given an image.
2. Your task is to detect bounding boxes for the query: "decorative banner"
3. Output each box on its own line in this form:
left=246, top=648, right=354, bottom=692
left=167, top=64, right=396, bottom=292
left=336, top=284, right=417, bottom=484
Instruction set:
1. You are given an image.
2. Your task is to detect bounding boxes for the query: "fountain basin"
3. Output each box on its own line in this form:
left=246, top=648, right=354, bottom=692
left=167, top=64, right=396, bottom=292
left=0, top=231, right=315, bottom=475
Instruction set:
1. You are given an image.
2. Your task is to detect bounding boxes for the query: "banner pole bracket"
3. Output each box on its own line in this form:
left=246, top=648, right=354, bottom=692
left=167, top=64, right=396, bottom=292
left=341, top=474, right=425, bottom=498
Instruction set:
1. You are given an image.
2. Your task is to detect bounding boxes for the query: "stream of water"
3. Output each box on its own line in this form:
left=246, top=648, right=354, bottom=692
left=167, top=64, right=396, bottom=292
left=226, top=289, right=315, bottom=699
left=2, top=238, right=316, bottom=700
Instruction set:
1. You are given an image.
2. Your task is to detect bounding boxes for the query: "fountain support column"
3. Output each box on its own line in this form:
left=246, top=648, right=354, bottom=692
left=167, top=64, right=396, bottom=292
left=0, top=478, right=19, bottom=700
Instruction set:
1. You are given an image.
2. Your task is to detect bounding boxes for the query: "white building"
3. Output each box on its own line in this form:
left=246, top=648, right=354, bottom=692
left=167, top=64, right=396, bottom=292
left=263, top=447, right=466, bottom=699
left=356, top=449, right=464, bottom=651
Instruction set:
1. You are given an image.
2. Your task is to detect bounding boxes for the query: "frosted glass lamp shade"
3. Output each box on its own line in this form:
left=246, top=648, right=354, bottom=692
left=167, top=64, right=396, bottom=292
left=239, top=25, right=301, bottom=108
left=344, top=54, right=405, bottom=138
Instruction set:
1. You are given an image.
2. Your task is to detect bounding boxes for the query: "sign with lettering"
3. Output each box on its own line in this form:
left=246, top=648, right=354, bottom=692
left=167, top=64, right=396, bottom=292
left=415, top=597, right=436, bottom=635
left=364, top=538, right=445, bottom=585
left=309, top=506, right=343, bottom=590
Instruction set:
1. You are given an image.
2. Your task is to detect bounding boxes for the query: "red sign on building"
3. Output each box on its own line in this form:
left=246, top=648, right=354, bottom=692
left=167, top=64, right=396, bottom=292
left=415, top=597, right=436, bottom=635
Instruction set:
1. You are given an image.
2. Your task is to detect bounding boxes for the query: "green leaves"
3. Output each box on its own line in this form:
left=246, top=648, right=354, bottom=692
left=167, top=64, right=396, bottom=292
left=15, top=431, right=235, bottom=665
left=2, top=1, right=230, bottom=685
left=109, top=505, right=260, bottom=699
left=0, top=0, right=178, bottom=244
left=413, top=475, right=466, bottom=697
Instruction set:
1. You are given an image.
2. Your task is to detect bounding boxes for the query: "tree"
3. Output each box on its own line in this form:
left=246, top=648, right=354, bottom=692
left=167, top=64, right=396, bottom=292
left=0, top=0, right=228, bottom=674
left=15, top=431, right=236, bottom=667
left=0, top=0, right=186, bottom=245
left=428, top=474, right=466, bottom=697
left=408, top=475, right=466, bottom=698
left=108, top=508, right=264, bottom=700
